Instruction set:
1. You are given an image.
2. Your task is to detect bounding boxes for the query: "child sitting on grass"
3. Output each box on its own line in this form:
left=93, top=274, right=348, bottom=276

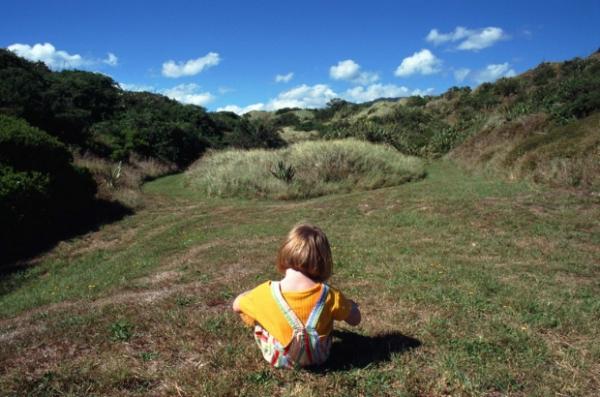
left=232, top=223, right=361, bottom=368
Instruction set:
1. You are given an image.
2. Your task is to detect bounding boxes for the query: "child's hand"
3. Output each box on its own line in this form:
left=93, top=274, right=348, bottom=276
left=345, top=300, right=361, bottom=326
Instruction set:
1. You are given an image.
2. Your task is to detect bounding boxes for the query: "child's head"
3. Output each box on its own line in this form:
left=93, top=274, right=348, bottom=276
left=276, top=223, right=332, bottom=282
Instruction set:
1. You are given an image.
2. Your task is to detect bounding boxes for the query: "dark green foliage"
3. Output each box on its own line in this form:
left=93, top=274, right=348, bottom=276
left=443, top=86, right=471, bottom=100
left=44, top=71, right=120, bottom=145
left=110, top=320, right=133, bottom=342
left=209, top=111, right=242, bottom=133
left=273, top=111, right=301, bottom=127
left=224, top=118, right=286, bottom=149
left=86, top=92, right=219, bottom=166
left=269, top=160, right=295, bottom=184
left=405, top=95, right=429, bottom=107
left=275, top=107, right=300, bottom=115
left=493, top=77, right=522, bottom=97
left=530, top=57, right=600, bottom=121
left=0, top=50, right=51, bottom=129
left=532, top=63, right=556, bottom=86
left=471, top=83, right=501, bottom=109
left=0, top=116, right=96, bottom=262
left=315, top=98, right=355, bottom=121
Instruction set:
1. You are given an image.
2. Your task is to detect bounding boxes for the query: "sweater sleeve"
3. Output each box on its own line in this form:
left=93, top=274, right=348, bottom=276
left=329, top=286, right=353, bottom=321
left=236, top=281, right=270, bottom=326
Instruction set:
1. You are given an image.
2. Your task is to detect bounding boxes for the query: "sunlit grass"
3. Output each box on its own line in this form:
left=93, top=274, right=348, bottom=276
left=1, top=161, right=598, bottom=396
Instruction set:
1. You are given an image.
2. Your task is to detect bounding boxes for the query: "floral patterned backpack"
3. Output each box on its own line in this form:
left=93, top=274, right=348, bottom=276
left=253, top=281, right=332, bottom=368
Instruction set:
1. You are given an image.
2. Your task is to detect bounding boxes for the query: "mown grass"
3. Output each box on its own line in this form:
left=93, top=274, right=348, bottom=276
left=184, top=139, right=425, bottom=199
left=1, top=161, right=599, bottom=396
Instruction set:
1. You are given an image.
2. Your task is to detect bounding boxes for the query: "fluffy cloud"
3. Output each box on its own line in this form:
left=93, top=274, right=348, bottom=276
left=474, top=63, right=516, bottom=83
left=330, top=59, right=360, bottom=80
left=162, top=52, right=220, bottom=78
left=453, top=68, right=471, bottom=82
left=8, top=42, right=85, bottom=69
left=217, top=103, right=266, bottom=114
left=162, top=83, right=215, bottom=106
left=275, top=72, right=294, bottom=83
left=329, top=59, right=379, bottom=85
left=118, top=83, right=155, bottom=92
left=219, top=84, right=337, bottom=114
left=269, top=84, right=337, bottom=109
left=395, top=49, right=441, bottom=77
left=221, top=81, right=435, bottom=114
left=343, top=84, right=411, bottom=102
left=7, top=42, right=119, bottom=70
left=426, top=26, right=507, bottom=51
left=103, top=52, right=118, bottom=66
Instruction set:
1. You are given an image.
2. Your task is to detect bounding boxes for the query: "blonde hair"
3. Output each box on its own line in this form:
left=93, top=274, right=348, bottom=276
left=276, top=223, right=333, bottom=282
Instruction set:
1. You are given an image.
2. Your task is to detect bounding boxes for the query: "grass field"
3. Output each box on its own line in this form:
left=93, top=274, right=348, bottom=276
left=1, top=161, right=599, bottom=396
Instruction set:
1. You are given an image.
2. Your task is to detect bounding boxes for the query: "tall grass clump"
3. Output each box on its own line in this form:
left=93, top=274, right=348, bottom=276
left=184, top=139, right=425, bottom=199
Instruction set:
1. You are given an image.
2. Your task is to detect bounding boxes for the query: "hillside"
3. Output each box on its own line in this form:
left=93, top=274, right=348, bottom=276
left=0, top=49, right=283, bottom=264
left=1, top=162, right=598, bottom=396
left=2, top=49, right=600, bottom=265
left=270, top=52, right=600, bottom=190
left=1, top=47, right=600, bottom=396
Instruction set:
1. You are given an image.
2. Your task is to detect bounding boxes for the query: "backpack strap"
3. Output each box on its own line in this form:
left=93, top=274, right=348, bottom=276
left=306, top=283, right=329, bottom=330
left=270, top=281, right=304, bottom=331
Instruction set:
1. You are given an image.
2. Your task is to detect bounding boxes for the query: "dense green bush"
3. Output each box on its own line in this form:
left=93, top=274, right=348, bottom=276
left=223, top=118, right=286, bottom=149
left=532, top=63, right=556, bottom=86
left=0, top=115, right=96, bottom=261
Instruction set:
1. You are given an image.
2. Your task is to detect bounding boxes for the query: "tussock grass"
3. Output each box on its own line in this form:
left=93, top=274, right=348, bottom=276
left=184, top=139, right=425, bottom=199
left=450, top=112, right=600, bottom=190
left=75, top=153, right=177, bottom=208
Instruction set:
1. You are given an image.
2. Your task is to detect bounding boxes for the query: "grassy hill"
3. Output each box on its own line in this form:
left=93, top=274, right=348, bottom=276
left=1, top=161, right=598, bottom=396
left=270, top=52, right=600, bottom=190
left=1, top=49, right=599, bottom=396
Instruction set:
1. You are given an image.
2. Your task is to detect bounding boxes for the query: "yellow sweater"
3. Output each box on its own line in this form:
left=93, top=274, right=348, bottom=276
left=238, top=281, right=353, bottom=346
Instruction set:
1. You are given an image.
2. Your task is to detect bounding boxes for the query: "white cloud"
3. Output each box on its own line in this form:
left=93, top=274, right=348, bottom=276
left=103, top=52, right=118, bottom=66
left=474, top=63, right=516, bottom=83
left=330, top=59, right=361, bottom=80
left=343, top=84, right=410, bottom=102
left=426, top=26, right=507, bottom=51
left=426, top=27, right=471, bottom=45
left=222, top=82, right=436, bottom=114
left=410, top=88, right=435, bottom=96
left=119, top=83, right=155, bottom=92
left=7, top=42, right=120, bottom=70
left=220, top=83, right=338, bottom=114
left=458, top=27, right=506, bottom=51
left=269, top=84, right=337, bottom=109
left=453, top=68, right=471, bottom=82
left=161, top=52, right=221, bottom=78
left=7, top=42, right=85, bottom=69
left=329, top=59, right=379, bottom=85
left=217, top=103, right=266, bottom=114
left=395, top=49, right=441, bottom=77
left=162, top=83, right=215, bottom=106
left=275, top=72, right=294, bottom=83
left=352, top=71, right=380, bottom=85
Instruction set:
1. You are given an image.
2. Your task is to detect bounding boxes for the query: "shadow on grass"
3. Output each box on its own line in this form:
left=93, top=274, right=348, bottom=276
left=0, top=198, right=132, bottom=280
left=311, top=329, right=421, bottom=372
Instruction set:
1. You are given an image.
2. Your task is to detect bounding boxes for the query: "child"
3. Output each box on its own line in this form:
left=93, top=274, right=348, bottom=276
left=232, top=223, right=361, bottom=368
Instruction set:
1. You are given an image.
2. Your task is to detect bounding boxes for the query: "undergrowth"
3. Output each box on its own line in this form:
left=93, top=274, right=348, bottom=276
left=184, top=139, right=425, bottom=199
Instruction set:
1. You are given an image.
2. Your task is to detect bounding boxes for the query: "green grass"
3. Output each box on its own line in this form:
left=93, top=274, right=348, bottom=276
left=1, top=161, right=599, bottom=396
left=184, top=139, right=425, bottom=199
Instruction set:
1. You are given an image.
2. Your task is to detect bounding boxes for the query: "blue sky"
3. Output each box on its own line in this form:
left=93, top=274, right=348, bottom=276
left=2, top=0, right=599, bottom=113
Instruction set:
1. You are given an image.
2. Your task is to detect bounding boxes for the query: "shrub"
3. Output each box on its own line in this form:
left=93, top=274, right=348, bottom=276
left=184, top=139, right=425, bottom=199
left=224, top=118, right=286, bottom=149
left=0, top=115, right=97, bottom=262
left=494, top=77, right=522, bottom=97
left=532, top=62, right=556, bottom=86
